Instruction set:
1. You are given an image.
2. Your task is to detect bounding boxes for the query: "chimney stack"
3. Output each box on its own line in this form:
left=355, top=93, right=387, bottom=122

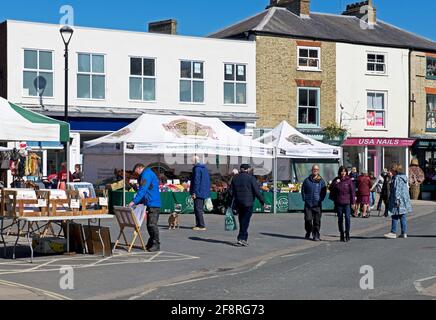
left=148, top=19, right=177, bottom=35
left=342, top=0, right=377, bottom=25
left=267, top=0, right=311, bottom=18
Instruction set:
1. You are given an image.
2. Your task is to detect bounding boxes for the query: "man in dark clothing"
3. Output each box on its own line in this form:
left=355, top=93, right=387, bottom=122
left=229, top=164, right=265, bottom=247
left=301, top=165, right=327, bottom=241
left=190, top=155, right=211, bottom=231
left=129, top=163, right=161, bottom=252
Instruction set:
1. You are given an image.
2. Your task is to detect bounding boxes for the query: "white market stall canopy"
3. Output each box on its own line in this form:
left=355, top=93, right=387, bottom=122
left=0, top=96, right=70, bottom=142
left=256, top=121, right=341, bottom=159
left=85, top=114, right=273, bottom=158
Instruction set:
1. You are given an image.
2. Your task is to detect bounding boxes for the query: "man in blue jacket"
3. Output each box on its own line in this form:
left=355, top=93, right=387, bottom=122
left=129, top=163, right=161, bottom=252
left=190, top=155, right=211, bottom=231
left=301, top=165, right=327, bottom=241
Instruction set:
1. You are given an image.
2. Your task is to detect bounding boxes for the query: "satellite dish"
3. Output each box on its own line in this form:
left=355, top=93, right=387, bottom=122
left=34, top=75, right=47, bottom=94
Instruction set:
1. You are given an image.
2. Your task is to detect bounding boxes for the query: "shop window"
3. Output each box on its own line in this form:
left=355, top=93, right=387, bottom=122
left=297, top=47, right=321, bottom=71
left=427, top=57, right=436, bottom=80
left=129, top=57, right=156, bottom=101
left=224, top=64, right=247, bottom=105
left=367, top=52, right=386, bottom=74
left=23, top=49, right=53, bottom=97
left=367, top=91, right=386, bottom=128
left=298, top=87, right=320, bottom=127
left=427, top=94, right=436, bottom=131
left=77, top=53, right=106, bottom=100
left=180, top=61, right=204, bottom=103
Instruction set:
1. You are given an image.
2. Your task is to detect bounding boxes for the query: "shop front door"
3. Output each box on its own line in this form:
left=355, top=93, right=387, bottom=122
left=368, top=148, right=381, bottom=177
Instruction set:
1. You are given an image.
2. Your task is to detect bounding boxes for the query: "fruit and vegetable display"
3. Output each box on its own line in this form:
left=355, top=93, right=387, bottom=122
left=260, top=182, right=302, bottom=193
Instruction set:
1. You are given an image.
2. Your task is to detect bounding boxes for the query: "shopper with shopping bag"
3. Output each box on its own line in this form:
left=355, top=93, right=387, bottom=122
left=228, top=164, right=265, bottom=247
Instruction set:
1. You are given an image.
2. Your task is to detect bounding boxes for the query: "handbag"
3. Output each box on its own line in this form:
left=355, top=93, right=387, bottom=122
left=224, top=203, right=238, bottom=232
left=204, top=197, right=214, bottom=212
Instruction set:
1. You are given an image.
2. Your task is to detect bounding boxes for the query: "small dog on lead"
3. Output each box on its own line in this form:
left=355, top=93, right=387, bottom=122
left=168, top=213, right=180, bottom=230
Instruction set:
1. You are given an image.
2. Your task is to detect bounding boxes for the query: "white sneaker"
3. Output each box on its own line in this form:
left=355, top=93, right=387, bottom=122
left=384, top=232, right=397, bottom=239
left=399, top=234, right=408, bottom=239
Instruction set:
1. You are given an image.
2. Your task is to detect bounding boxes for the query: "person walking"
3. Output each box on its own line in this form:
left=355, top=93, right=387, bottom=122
left=384, top=164, right=413, bottom=239
left=372, top=169, right=387, bottom=215
left=357, top=172, right=371, bottom=218
left=380, top=170, right=392, bottom=217
left=228, top=164, right=265, bottom=247
left=329, top=166, right=356, bottom=242
left=129, top=163, right=162, bottom=252
left=369, top=171, right=377, bottom=211
left=301, top=165, right=327, bottom=241
left=57, top=162, right=73, bottom=190
left=408, top=158, right=425, bottom=200
left=349, top=167, right=359, bottom=216
left=190, top=155, right=211, bottom=231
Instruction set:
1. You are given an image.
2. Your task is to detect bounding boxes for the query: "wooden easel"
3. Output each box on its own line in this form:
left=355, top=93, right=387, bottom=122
left=113, top=206, right=147, bottom=253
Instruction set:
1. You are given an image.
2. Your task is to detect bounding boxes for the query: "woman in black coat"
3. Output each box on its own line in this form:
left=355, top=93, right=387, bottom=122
left=380, top=171, right=392, bottom=217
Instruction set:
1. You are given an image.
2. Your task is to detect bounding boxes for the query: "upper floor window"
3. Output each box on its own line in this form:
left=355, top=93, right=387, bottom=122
left=367, top=91, right=386, bottom=128
left=180, top=61, right=204, bottom=103
left=129, top=57, right=156, bottom=101
left=224, top=64, right=247, bottom=105
left=427, top=94, right=436, bottom=131
left=23, top=49, right=53, bottom=97
left=77, top=53, right=105, bottom=100
left=426, top=57, right=436, bottom=80
left=297, top=87, right=320, bottom=126
left=297, top=47, right=320, bottom=71
left=367, top=52, right=386, bottom=74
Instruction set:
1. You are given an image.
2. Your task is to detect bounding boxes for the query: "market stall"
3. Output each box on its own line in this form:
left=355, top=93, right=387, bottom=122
left=0, top=96, right=70, bottom=188
left=84, top=114, right=274, bottom=211
left=256, top=121, right=341, bottom=212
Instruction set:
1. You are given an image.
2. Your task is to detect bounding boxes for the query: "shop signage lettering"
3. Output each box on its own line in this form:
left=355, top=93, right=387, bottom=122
left=343, top=138, right=415, bottom=147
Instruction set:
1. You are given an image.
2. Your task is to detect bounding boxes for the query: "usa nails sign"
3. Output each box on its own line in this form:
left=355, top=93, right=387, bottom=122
left=343, top=138, right=415, bottom=147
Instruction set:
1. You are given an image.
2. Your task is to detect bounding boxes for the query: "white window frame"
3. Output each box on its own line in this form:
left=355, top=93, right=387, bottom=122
left=366, top=52, right=387, bottom=75
left=426, top=94, right=436, bottom=131
left=366, top=90, right=388, bottom=130
left=77, top=52, right=106, bottom=101
left=179, top=60, right=205, bottom=104
left=22, top=48, right=54, bottom=98
left=223, top=63, right=248, bottom=106
left=129, top=56, right=157, bottom=102
left=297, top=87, right=321, bottom=128
left=297, top=46, right=321, bottom=71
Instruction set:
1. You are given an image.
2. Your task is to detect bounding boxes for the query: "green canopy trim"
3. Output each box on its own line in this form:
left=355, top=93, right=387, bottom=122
left=9, top=102, right=70, bottom=142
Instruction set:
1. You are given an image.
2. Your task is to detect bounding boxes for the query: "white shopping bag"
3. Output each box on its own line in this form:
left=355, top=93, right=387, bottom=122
left=133, top=204, right=147, bottom=227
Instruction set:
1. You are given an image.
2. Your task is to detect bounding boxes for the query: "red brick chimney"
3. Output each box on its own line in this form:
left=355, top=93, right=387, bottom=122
left=342, top=0, right=377, bottom=25
left=267, top=0, right=311, bottom=17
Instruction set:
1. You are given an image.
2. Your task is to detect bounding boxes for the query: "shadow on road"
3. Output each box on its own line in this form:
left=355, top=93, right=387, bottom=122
left=189, top=237, right=237, bottom=246
left=260, top=232, right=307, bottom=240
left=408, top=235, right=436, bottom=238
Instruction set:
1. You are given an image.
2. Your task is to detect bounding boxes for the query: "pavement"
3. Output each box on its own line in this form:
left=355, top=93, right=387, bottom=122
left=0, top=200, right=435, bottom=300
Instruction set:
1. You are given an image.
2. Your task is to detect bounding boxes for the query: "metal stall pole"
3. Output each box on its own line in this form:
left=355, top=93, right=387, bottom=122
left=273, top=147, right=278, bottom=214
left=123, top=142, right=126, bottom=207
left=66, top=140, right=70, bottom=185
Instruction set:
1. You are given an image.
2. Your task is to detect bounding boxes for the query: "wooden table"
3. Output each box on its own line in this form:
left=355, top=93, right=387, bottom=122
left=6, top=214, right=114, bottom=263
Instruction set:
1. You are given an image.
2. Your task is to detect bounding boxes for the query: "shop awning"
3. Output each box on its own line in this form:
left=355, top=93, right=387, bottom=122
left=256, top=121, right=341, bottom=159
left=343, top=138, right=415, bottom=147
left=0, top=97, right=70, bottom=143
left=84, top=114, right=273, bottom=158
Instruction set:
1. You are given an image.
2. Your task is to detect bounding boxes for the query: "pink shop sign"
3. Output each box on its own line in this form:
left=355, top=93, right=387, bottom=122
left=343, top=138, right=416, bottom=147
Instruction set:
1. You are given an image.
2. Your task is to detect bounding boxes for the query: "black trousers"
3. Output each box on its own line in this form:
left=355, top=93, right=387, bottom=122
left=194, top=198, right=206, bottom=228
left=304, top=206, right=322, bottom=236
left=236, top=205, right=253, bottom=242
left=147, top=207, right=160, bottom=247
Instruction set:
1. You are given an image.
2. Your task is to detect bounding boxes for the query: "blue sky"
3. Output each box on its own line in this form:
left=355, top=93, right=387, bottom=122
left=0, top=0, right=435, bottom=40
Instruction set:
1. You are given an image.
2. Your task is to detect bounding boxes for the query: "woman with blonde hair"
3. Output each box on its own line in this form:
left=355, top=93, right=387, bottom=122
left=384, top=163, right=413, bottom=239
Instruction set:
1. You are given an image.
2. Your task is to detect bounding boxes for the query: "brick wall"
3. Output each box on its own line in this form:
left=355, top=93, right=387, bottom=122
left=410, top=51, right=436, bottom=136
left=255, top=34, right=336, bottom=129
left=0, top=21, right=7, bottom=99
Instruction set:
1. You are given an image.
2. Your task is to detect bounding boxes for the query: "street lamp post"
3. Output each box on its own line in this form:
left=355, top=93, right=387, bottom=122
left=60, top=26, right=74, bottom=175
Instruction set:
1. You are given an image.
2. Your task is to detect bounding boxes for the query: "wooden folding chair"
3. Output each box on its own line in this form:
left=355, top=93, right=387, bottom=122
left=113, top=206, right=147, bottom=253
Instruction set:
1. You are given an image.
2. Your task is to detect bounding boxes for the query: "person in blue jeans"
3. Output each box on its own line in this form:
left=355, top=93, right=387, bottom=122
left=190, top=155, right=211, bottom=231
left=228, top=164, right=265, bottom=247
left=384, top=163, right=413, bottom=239
left=329, top=166, right=356, bottom=242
